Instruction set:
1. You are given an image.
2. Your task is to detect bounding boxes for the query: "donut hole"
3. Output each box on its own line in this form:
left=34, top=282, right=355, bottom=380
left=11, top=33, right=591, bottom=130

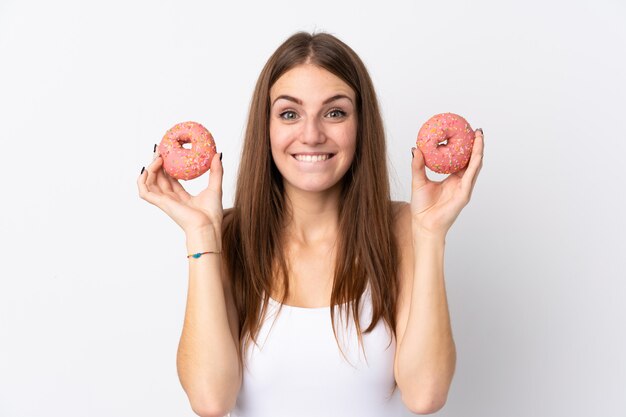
left=437, top=138, right=449, bottom=147
left=175, top=135, right=193, bottom=149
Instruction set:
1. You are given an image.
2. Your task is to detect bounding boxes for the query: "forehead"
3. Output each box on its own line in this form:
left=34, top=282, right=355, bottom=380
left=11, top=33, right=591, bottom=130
left=270, top=64, right=355, bottom=102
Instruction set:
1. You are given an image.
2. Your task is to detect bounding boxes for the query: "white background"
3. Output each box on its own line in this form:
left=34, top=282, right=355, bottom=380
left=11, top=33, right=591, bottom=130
left=1, top=0, right=625, bottom=416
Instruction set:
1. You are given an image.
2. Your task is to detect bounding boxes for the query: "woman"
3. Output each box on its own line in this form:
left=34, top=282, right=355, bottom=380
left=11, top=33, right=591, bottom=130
left=138, top=31, right=483, bottom=417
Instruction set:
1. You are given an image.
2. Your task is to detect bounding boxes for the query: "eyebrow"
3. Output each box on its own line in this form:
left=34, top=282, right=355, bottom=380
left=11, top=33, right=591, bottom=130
left=271, top=94, right=353, bottom=106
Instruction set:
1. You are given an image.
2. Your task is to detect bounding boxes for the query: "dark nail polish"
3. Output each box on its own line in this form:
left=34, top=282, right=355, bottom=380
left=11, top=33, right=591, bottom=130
left=477, top=128, right=483, bottom=134
left=153, top=144, right=157, bottom=152
left=220, top=153, right=223, bottom=161
left=411, top=148, right=415, bottom=159
left=140, top=166, right=145, bottom=174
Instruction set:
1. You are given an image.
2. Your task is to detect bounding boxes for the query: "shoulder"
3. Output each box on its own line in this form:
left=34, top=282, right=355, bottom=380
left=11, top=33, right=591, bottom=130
left=391, top=201, right=413, bottom=371
left=220, top=207, right=238, bottom=273
left=390, top=200, right=413, bottom=308
left=391, top=200, right=410, bottom=220
left=222, top=207, right=236, bottom=226
left=218, top=207, right=241, bottom=350
left=390, top=202, right=413, bottom=275
left=221, top=208, right=238, bottom=248
left=391, top=201, right=412, bottom=245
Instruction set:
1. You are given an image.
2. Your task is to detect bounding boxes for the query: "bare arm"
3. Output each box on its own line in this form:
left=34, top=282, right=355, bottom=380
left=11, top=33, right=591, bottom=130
left=177, top=228, right=241, bottom=417
left=394, top=218, right=456, bottom=414
left=138, top=153, right=241, bottom=417
left=394, top=130, right=484, bottom=413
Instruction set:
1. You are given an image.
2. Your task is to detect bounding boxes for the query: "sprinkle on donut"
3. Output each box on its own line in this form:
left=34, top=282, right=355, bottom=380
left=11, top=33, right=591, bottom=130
left=416, top=113, right=475, bottom=174
left=158, top=121, right=217, bottom=180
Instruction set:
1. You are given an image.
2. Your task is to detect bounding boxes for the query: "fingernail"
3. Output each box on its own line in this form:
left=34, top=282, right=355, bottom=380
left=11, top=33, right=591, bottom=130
left=220, top=153, right=223, bottom=161
left=153, top=144, right=157, bottom=153
left=411, top=148, right=415, bottom=159
left=477, top=128, right=483, bottom=135
left=140, top=166, right=145, bottom=174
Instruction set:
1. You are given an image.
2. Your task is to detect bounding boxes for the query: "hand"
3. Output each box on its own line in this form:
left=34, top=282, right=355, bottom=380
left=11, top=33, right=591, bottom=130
left=137, top=151, right=224, bottom=235
left=410, top=129, right=484, bottom=238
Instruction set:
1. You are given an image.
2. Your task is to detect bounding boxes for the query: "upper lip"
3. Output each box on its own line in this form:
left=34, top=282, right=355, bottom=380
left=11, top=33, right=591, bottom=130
left=291, top=152, right=335, bottom=156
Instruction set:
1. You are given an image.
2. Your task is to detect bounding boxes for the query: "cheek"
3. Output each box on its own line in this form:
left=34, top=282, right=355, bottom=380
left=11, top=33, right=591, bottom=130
left=336, top=123, right=357, bottom=152
left=269, top=120, right=294, bottom=149
left=345, top=126, right=358, bottom=165
left=269, top=141, right=285, bottom=167
left=269, top=125, right=285, bottom=154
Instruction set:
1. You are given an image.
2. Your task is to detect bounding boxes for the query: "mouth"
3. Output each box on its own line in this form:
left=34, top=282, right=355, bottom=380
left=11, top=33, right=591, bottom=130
left=292, top=153, right=335, bottom=162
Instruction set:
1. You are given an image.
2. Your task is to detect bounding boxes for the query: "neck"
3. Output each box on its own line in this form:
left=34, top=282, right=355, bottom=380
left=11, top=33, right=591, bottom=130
left=283, top=183, right=342, bottom=245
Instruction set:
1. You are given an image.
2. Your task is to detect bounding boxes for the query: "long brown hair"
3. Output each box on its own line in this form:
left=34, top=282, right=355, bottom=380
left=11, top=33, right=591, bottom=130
left=223, top=31, right=398, bottom=370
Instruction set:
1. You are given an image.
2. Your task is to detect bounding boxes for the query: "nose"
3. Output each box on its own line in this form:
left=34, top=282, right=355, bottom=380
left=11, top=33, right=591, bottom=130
left=300, top=118, right=326, bottom=145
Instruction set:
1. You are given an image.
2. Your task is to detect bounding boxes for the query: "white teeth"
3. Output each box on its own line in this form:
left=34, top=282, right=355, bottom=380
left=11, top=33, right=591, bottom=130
left=294, top=154, right=330, bottom=162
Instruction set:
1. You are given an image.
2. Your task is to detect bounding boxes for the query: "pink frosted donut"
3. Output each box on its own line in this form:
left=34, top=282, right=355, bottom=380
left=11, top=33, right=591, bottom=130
left=158, top=121, right=217, bottom=180
left=416, top=113, right=475, bottom=174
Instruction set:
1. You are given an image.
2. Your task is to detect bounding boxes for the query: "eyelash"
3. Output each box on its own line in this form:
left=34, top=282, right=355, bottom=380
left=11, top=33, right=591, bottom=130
left=278, top=108, right=347, bottom=120
left=326, top=108, right=346, bottom=118
left=279, top=110, right=298, bottom=120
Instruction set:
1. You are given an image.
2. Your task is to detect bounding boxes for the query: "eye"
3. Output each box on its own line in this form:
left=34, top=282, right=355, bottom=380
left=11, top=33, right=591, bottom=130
left=326, top=108, right=346, bottom=119
left=279, top=110, right=299, bottom=120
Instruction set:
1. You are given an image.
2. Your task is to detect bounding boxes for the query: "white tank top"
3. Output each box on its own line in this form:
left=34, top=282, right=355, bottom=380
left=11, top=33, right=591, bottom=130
left=229, top=285, right=415, bottom=417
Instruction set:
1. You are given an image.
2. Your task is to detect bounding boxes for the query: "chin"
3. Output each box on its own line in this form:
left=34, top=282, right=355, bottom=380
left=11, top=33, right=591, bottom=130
left=283, top=178, right=343, bottom=195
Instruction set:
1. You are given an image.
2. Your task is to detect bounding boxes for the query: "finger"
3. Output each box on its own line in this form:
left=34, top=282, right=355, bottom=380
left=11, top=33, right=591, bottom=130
left=411, top=147, right=429, bottom=191
left=156, top=162, right=174, bottom=193
left=145, top=155, right=164, bottom=190
left=207, top=152, right=223, bottom=195
left=166, top=170, right=191, bottom=201
left=137, top=164, right=165, bottom=207
left=148, top=144, right=174, bottom=193
left=460, top=130, right=484, bottom=196
left=152, top=143, right=189, bottom=198
left=470, top=132, right=484, bottom=190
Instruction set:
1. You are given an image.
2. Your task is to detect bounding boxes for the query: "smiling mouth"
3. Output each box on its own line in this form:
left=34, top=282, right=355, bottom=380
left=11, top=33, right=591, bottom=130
left=292, top=153, right=335, bottom=162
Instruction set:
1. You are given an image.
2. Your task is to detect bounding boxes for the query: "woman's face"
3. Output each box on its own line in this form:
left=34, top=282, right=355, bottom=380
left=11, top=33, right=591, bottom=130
left=269, top=64, right=357, bottom=195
